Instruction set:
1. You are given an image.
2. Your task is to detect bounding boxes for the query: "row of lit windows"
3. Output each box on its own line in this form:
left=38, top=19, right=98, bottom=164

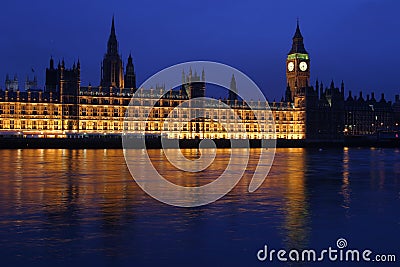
left=0, top=100, right=306, bottom=138
left=124, top=121, right=305, bottom=133
left=0, top=105, right=62, bottom=115
left=126, top=107, right=304, bottom=121
left=0, top=120, right=306, bottom=139
left=80, top=121, right=122, bottom=131
left=0, top=102, right=304, bottom=119
left=0, top=118, right=304, bottom=131
left=0, top=119, right=124, bottom=131
left=80, top=107, right=126, bottom=117
left=1, top=115, right=304, bottom=131
left=79, top=97, right=130, bottom=106
left=0, top=119, right=61, bottom=130
left=163, top=133, right=305, bottom=140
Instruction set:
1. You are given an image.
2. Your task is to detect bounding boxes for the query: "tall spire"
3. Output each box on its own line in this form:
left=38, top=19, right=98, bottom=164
left=128, top=52, right=133, bottom=63
left=288, top=19, right=307, bottom=54
left=107, top=16, right=118, bottom=54
left=341, top=80, right=345, bottom=96
left=111, top=15, right=115, bottom=36
left=294, top=18, right=302, bottom=38
left=50, top=56, right=54, bottom=69
left=230, top=74, right=237, bottom=92
left=229, top=74, right=238, bottom=101
left=102, top=16, right=124, bottom=88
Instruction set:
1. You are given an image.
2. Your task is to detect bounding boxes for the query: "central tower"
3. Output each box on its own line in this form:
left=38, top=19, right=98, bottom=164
left=101, top=16, right=124, bottom=88
left=286, top=21, right=310, bottom=101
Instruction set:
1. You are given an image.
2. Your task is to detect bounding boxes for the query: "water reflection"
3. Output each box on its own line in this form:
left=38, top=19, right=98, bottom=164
left=281, top=149, right=309, bottom=251
left=0, top=148, right=398, bottom=266
left=341, top=147, right=351, bottom=211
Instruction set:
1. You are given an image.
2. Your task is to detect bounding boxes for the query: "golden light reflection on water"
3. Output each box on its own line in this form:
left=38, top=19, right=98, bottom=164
left=0, top=147, right=398, bottom=267
left=267, top=148, right=310, bottom=250
left=149, top=148, right=229, bottom=187
left=0, top=149, right=143, bottom=227
left=341, top=147, right=351, bottom=211
left=0, top=148, right=314, bottom=248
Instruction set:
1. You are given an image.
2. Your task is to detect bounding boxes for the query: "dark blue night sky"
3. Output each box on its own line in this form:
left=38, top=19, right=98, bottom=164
left=1, top=0, right=399, bottom=100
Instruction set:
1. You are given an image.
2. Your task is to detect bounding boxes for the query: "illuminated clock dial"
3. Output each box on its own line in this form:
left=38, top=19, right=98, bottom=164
left=299, top=62, right=308, bottom=71
left=288, top=62, right=294, bottom=72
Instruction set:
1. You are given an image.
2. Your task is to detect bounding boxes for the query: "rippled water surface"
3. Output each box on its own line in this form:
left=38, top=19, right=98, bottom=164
left=0, top=148, right=399, bottom=266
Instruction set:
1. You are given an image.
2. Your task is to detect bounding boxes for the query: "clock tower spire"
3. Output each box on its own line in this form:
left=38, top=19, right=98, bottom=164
left=286, top=20, right=310, bottom=101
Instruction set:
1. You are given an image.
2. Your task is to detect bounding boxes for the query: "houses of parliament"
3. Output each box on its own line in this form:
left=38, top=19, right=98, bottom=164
left=0, top=18, right=399, bottom=141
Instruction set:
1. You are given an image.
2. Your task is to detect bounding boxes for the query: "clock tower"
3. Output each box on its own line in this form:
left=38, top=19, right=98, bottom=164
left=286, top=20, right=310, bottom=101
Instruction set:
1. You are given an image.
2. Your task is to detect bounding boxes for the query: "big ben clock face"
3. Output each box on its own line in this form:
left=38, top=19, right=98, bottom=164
left=299, top=62, right=308, bottom=71
left=288, top=62, right=294, bottom=72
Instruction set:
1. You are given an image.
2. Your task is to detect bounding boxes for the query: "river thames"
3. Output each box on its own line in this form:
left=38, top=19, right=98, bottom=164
left=0, top=148, right=398, bottom=266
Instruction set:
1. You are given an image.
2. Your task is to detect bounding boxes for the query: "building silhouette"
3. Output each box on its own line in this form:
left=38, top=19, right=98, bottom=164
left=124, top=53, right=136, bottom=89
left=24, top=75, right=38, bottom=91
left=229, top=74, right=238, bottom=101
left=182, top=68, right=206, bottom=99
left=101, top=16, right=124, bottom=88
left=5, top=74, right=19, bottom=92
left=0, top=18, right=398, bottom=141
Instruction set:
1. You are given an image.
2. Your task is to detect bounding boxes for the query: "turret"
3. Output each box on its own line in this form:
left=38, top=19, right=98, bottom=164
left=380, top=93, right=386, bottom=103
left=50, top=56, right=54, bottom=69
left=341, top=80, right=345, bottom=96
left=229, top=74, right=238, bottom=101
left=371, top=92, right=376, bottom=102
left=320, top=81, right=324, bottom=99
left=124, top=53, right=136, bottom=89
left=347, top=90, right=353, bottom=101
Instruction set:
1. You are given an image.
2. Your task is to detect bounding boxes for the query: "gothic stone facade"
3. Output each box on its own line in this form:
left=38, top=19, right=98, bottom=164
left=0, top=19, right=398, bottom=140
